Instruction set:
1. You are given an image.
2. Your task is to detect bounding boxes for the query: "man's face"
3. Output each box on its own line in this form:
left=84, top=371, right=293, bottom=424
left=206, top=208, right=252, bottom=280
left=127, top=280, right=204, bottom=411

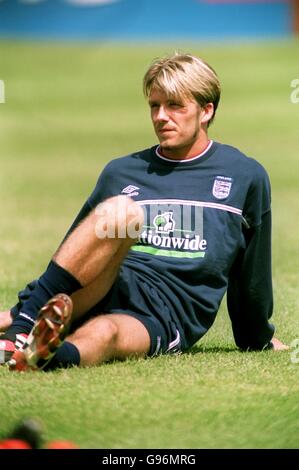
left=149, top=88, right=204, bottom=158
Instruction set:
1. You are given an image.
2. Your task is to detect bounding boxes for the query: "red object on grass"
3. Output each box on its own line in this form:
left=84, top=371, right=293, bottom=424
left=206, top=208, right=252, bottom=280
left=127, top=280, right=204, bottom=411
left=45, top=440, right=79, bottom=449
left=0, top=439, right=32, bottom=449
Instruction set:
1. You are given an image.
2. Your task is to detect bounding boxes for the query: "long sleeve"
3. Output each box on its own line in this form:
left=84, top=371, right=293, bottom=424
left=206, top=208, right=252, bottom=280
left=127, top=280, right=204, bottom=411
left=227, top=210, right=275, bottom=350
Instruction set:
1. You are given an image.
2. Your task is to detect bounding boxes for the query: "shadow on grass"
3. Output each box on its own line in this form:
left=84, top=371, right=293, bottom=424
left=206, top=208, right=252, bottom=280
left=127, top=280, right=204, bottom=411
left=187, top=344, right=238, bottom=355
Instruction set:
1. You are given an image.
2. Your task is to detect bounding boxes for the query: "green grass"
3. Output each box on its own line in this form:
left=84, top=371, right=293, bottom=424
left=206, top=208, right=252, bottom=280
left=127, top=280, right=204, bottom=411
left=0, top=40, right=299, bottom=449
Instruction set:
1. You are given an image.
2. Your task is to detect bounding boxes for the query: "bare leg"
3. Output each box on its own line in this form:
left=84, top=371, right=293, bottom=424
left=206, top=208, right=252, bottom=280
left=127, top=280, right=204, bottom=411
left=54, top=196, right=143, bottom=288
left=55, top=197, right=150, bottom=365
left=4, top=196, right=149, bottom=367
left=70, top=240, right=133, bottom=321
left=0, top=311, right=12, bottom=332
left=3, top=196, right=143, bottom=330
left=62, top=196, right=144, bottom=319
left=66, top=313, right=151, bottom=366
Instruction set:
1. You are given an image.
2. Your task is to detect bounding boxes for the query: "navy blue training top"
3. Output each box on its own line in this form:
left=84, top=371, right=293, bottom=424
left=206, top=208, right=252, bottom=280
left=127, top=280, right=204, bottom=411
left=68, top=141, right=275, bottom=350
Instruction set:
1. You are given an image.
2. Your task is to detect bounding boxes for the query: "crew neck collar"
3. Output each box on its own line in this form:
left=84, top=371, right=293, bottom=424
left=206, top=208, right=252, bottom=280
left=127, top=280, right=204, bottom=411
left=155, top=140, right=214, bottom=163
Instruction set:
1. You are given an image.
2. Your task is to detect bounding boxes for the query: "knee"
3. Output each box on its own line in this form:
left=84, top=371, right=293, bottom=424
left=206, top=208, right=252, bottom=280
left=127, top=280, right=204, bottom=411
left=90, top=316, right=119, bottom=348
left=95, top=195, right=144, bottom=240
left=67, top=316, right=120, bottom=365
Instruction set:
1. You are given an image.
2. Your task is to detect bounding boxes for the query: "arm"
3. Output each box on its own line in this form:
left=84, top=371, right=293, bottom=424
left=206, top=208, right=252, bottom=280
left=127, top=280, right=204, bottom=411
left=227, top=210, right=288, bottom=351
left=227, top=210, right=275, bottom=350
left=227, top=160, right=289, bottom=352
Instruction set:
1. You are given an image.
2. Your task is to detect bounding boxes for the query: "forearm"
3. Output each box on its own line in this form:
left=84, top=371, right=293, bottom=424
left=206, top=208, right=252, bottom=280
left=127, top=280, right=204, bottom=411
left=227, top=211, right=275, bottom=350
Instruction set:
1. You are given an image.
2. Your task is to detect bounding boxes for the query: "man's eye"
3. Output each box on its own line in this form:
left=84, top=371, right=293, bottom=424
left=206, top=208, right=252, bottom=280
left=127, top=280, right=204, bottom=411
left=150, top=103, right=159, bottom=109
left=169, top=102, right=182, bottom=108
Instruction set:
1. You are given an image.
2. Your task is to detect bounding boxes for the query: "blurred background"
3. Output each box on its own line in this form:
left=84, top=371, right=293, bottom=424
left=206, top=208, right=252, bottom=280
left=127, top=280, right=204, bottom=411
left=0, top=0, right=297, bottom=41
left=0, top=0, right=298, bottom=450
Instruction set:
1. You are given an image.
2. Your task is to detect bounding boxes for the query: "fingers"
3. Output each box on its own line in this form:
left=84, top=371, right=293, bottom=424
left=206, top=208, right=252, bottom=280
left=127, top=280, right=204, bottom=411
left=271, top=337, right=289, bottom=351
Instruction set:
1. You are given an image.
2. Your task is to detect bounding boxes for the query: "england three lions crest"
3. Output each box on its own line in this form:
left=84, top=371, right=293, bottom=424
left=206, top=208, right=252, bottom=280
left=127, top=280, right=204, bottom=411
left=212, top=176, right=232, bottom=200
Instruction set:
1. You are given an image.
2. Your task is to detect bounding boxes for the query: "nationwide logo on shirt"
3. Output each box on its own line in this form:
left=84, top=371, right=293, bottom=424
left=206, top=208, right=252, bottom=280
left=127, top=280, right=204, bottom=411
left=153, top=212, right=175, bottom=234
left=131, top=202, right=207, bottom=259
left=130, top=198, right=243, bottom=259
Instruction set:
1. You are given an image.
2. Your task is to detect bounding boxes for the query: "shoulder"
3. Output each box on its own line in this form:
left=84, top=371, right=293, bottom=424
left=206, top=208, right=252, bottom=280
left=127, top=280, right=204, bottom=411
left=213, top=143, right=271, bottom=224
left=88, top=147, right=152, bottom=205
left=218, top=144, right=267, bottom=175
left=217, top=143, right=269, bottom=180
left=219, top=144, right=272, bottom=223
left=101, top=147, right=153, bottom=174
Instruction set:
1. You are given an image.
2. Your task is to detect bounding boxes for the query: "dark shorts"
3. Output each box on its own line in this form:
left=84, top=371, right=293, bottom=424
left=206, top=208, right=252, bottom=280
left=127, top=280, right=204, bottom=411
left=10, top=269, right=183, bottom=357
left=86, top=265, right=182, bottom=357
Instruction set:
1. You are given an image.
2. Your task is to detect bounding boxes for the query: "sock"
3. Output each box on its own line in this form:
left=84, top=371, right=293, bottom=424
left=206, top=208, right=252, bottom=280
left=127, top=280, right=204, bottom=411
left=44, top=342, right=80, bottom=370
left=4, top=261, right=82, bottom=340
left=10, top=280, right=38, bottom=320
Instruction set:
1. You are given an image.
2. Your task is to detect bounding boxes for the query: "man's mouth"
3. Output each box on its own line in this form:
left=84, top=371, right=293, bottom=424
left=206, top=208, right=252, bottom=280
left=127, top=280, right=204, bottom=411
left=158, top=128, right=176, bottom=134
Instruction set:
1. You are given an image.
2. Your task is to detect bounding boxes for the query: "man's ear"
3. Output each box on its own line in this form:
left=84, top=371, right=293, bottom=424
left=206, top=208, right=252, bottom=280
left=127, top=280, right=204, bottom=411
left=200, top=103, right=214, bottom=125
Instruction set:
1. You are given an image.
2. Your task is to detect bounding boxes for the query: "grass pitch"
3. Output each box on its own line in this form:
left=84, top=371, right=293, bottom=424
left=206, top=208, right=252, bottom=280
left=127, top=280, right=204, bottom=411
left=0, top=40, right=298, bottom=449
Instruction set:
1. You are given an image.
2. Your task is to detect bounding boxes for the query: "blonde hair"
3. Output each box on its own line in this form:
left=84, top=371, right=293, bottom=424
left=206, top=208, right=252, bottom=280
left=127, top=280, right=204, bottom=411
left=143, top=53, right=221, bottom=126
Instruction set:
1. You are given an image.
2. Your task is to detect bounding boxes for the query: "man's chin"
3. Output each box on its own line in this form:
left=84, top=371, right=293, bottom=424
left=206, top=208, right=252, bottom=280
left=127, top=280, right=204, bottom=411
left=160, top=143, right=180, bottom=153
left=159, top=140, right=177, bottom=151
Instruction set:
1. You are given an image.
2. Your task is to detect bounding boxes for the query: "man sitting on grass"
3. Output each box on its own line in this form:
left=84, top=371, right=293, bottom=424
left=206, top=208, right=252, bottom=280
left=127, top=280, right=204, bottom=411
left=0, top=53, right=288, bottom=371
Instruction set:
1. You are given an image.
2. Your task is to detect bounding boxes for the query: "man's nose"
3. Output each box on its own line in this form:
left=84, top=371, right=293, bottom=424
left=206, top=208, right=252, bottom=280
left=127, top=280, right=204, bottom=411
left=156, top=106, right=169, bottom=121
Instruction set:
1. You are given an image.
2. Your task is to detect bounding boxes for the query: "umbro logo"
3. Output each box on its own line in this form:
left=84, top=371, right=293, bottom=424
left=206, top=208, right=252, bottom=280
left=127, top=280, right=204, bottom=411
left=121, top=185, right=140, bottom=197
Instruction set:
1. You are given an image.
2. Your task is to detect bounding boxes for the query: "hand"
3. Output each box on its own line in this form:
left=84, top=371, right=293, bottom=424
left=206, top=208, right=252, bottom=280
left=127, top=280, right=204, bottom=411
left=271, top=337, right=289, bottom=351
left=0, top=311, right=13, bottom=332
